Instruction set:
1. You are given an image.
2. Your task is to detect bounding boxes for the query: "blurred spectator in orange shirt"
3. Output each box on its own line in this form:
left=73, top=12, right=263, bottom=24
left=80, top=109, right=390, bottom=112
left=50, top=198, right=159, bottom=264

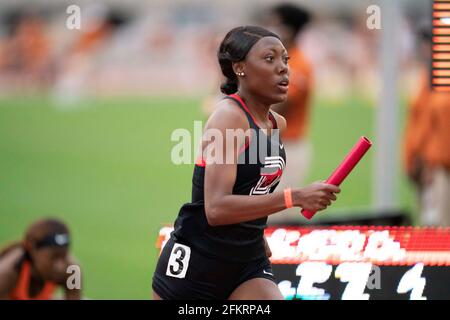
left=264, top=4, right=313, bottom=224
left=70, top=13, right=114, bottom=56
left=0, top=12, right=53, bottom=88
left=403, top=27, right=450, bottom=226
left=53, top=5, right=128, bottom=105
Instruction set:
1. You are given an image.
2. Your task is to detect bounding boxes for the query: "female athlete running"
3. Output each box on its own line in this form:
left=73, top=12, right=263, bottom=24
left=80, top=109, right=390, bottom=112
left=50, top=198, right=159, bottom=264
left=152, top=26, right=339, bottom=300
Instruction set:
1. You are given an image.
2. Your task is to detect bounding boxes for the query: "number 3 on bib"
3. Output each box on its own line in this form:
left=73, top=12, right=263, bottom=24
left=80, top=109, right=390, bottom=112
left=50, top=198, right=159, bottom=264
left=166, top=243, right=191, bottom=278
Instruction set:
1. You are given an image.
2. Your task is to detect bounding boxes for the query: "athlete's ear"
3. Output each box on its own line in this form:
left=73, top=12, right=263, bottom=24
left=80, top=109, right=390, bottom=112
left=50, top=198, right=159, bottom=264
left=232, top=61, right=245, bottom=77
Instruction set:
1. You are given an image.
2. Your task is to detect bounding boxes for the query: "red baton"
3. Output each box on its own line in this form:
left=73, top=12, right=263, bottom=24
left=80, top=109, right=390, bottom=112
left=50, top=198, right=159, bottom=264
left=301, top=136, right=373, bottom=219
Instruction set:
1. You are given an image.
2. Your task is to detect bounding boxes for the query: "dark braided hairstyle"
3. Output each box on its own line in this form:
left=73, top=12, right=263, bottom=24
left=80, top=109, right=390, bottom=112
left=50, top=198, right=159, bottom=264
left=217, top=26, right=280, bottom=94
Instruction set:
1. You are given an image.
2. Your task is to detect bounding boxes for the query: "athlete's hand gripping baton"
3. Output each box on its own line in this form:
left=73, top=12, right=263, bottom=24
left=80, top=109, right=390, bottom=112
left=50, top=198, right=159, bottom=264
left=301, top=136, right=372, bottom=219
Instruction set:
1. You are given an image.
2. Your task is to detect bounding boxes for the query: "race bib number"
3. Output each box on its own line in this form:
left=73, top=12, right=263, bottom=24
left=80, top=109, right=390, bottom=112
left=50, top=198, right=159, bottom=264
left=166, top=243, right=191, bottom=278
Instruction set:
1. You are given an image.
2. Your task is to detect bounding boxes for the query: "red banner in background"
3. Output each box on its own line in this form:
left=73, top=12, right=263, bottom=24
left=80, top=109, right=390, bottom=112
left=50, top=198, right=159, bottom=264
left=156, top=226, right=450, bottom=266
left=264, top=226, right=450, bottom=266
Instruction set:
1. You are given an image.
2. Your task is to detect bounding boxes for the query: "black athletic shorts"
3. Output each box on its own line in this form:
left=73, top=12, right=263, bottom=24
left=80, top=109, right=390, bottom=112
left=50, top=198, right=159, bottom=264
left=152, top=237, right=276, bottom=300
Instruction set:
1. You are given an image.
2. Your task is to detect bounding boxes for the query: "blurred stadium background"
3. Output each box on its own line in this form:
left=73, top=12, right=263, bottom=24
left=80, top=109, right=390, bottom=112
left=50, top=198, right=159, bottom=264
left=0, top=0, right=435, bottom=298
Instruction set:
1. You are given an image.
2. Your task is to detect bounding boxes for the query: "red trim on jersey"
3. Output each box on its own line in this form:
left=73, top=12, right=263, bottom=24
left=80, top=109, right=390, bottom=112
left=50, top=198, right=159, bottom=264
left=228, top=94, right=277, bottom=130
left=268, top=112, right=278, bottom=129
left=228, top=94, right=261, bottom=127
left=238, top=132, right=253, bottom=155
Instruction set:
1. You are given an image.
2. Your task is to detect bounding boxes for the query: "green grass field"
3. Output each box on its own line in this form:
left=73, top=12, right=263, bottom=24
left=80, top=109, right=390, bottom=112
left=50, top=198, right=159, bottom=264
left=0, top=94, right=415, bottom=299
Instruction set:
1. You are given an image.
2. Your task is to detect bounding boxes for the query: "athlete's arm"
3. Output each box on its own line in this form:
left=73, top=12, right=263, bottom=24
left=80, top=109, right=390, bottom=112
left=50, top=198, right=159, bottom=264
left=203, top=101, right=339, bottom=226
left=0, top=248, right=22, bottom=299
left=64, top=284, right=81, bottom=300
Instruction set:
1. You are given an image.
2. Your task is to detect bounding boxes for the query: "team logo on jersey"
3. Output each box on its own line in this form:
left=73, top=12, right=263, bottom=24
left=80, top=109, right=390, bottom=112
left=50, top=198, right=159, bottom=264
left=250, top=156, right=285, bottom=195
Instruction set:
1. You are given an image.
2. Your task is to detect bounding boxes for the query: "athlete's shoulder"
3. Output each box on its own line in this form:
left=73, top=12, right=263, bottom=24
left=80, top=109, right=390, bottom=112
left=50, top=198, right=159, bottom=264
left=0, top=247, right=23, bottom=296
left=206, top=97, right=249, bottom=131
left=270, top=110, right=287, bottom=132
left=0, top=246, right=24, bottom=271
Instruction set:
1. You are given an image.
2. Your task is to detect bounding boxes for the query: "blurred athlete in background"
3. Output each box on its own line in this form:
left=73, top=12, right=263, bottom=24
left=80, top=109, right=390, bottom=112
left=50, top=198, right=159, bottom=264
left=0, top=218, right=81, bottom=300
left=264, top=4, right=314, bottom=224
left=403, top=26, right=450, bottom=227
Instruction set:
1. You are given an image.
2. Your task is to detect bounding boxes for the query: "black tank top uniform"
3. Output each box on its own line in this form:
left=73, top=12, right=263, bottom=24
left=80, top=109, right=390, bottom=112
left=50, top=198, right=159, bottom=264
left=152, top=94, right=287, bottom=300
left=172, top=93, right=286, bottom=261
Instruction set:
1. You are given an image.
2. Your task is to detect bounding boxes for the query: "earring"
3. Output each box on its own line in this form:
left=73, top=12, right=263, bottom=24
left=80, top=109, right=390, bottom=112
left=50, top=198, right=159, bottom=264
left=237, top=72, right=245, bottom=77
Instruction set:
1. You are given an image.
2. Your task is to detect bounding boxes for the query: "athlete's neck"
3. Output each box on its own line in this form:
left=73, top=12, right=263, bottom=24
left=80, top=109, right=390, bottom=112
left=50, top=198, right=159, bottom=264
left=235, top=91, right=272, bottom=127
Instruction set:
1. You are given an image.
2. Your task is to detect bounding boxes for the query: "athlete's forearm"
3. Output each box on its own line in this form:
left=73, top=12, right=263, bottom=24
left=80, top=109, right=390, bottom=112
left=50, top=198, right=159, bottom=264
left=205, top=191, right=288, bottom=226
left=0, top=269, right=16, bottom=300
left=65, top=288, right=81, bottom=300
